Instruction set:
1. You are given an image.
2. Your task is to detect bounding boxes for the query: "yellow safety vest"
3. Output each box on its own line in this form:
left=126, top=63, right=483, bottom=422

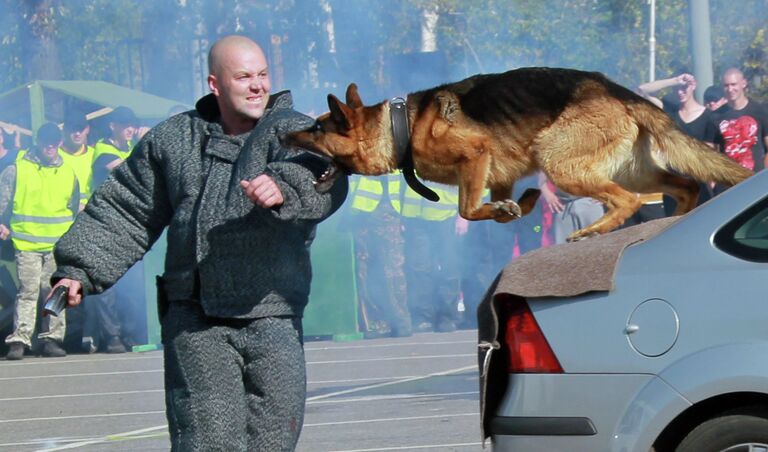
left=59, top=145, right=95, bottom=203
left=350, top=173, right=402, bottom=213
left=401, top=182, right=458, bottom=221
left=10, top=157, right=77, bottom=252
left=93, top=139, right=132, bottom=162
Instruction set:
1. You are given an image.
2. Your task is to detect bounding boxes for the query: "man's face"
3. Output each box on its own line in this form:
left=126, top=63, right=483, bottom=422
left=39, top=141, right=61, bottom=164
left=66, top=126, right=89, bottom=147
left=208, top=46, right=271, bottom=122
left=111, top=123, right=135, bottom=143
left=705, top=98, right=727, bottom=112
left=722, top=72, right=747, bottom=103
left=676, top=83, right=695, bottom=103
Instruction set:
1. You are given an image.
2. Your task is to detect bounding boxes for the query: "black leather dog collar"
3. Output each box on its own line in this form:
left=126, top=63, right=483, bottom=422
left=389, top=98, right=439, bottom=202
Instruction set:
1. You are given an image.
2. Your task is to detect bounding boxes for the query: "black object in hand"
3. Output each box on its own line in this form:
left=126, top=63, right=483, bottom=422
left=44, top=286, right=69, bottom=317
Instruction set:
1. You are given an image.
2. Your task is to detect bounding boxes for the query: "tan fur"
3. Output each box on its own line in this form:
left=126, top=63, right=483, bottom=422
left=284, top=69, right=752, bottom=240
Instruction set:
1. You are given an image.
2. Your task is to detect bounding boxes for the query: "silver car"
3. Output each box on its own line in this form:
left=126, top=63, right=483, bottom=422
left=478, top=169, right=768, bottom=452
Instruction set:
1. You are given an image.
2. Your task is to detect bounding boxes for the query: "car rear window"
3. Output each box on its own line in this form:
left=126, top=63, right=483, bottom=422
left=714, top=196, right=768, bottom=262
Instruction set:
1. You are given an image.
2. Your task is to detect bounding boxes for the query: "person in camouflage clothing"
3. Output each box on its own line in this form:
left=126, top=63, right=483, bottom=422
left=348, top=174, right=412, bottom=338
left=50, top=36, right=348, bottom=451
left=0, top=123, right=80, bottom=360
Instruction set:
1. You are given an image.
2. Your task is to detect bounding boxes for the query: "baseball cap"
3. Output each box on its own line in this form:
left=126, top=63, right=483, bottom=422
left=63, top=111, right=89, bottom=132
left=36, top=122, right=62, bottom=147
left=108, top=106, right=138, bottom=125
left=703, top=85, right=725, bottom=103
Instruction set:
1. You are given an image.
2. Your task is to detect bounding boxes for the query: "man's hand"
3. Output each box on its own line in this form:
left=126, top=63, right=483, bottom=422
left=50, top=279, right=84, bottom=308
left=240, top=174, right=284, bottom=208
left=0, top=224, right=9, bottom=240
left=539, top=183, right=564, bottom=213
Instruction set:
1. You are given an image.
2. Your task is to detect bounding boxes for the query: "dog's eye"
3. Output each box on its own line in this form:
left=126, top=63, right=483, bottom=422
left=311, top=122, right=324, bottom=133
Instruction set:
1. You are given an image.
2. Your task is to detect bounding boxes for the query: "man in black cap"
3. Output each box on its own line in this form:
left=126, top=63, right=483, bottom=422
left=703, top=85, right=729, bottom=114
left=0, top=123, right=80, bottom=359
left=60, top=111, right=95, bottom=205
left=89, top=106, right=141, bottom=354
left=92, top=106, right=138, bottom=188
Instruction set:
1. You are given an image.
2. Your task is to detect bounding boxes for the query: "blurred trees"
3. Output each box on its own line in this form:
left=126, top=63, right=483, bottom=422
left=0, top=0, right=766, bottom=105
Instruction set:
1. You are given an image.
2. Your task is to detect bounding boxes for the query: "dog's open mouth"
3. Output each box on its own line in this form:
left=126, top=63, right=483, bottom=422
left=313, top=161, right=349, bottom=193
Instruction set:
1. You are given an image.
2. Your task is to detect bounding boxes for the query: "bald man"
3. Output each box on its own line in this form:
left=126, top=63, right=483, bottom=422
left=50, top=35, right=348, bottom=450
left=713, top=68, right=768, bottom=178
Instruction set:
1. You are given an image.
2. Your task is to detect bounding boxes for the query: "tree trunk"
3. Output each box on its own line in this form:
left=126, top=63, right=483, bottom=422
left=21, top=0, right=62, bottom=81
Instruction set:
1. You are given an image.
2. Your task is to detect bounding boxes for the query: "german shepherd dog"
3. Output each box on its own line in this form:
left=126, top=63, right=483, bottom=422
left=284, top=67, right=751, bottom=241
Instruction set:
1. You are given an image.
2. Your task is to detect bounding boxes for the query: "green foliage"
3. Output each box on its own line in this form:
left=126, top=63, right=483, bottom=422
left=0, top=0, right=765, bottom=104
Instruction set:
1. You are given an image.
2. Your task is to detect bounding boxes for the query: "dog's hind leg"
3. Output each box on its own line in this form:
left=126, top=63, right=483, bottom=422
left=655, top=172, right=700, bottom=216
left=559, top=182, right=642, bottom=240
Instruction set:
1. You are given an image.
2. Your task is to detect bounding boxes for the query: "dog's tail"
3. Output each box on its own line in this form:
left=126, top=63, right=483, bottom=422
left=629, top=102, right=752, bottom=186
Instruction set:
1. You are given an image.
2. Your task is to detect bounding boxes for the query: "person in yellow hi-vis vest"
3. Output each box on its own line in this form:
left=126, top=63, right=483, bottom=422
left=347, top=173, right=412, bottom=338
left=401, top=181, right=462, bottom=333
left=59, top=111, right=95, bottom=206
left=0, top=123, right=80, bottom=360
left=92, top=106, right=137, bottom=188
left=88, top=106, right=140, bottom=354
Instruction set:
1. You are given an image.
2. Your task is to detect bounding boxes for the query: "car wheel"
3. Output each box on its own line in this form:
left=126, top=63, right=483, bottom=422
left=677, top=407, right=768, bottom=452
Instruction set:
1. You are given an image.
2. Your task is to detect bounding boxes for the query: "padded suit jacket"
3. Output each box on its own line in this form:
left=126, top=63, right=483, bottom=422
left=53, top=91, right=348, bottom=319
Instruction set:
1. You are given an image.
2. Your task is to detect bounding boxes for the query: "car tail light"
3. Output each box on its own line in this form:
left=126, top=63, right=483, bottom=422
left=503, top=298, right=563, bottom=373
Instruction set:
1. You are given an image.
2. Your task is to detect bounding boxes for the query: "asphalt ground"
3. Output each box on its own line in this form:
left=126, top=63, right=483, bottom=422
left=0, top=328, right=483, bottom=451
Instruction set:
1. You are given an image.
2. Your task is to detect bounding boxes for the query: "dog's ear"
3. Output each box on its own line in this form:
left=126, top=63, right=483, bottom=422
left=435, top=91, right=459, bottom=123
left=346, top=83, right=363, bottom=108
left=327, top=94, right=353, bottom=130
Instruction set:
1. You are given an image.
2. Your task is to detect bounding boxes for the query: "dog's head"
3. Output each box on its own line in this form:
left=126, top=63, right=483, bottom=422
left=283, top=84, right=396, bottom=175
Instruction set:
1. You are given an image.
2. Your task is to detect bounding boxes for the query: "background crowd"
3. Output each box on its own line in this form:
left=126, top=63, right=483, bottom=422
left=0, top=105, right=162, bottom=358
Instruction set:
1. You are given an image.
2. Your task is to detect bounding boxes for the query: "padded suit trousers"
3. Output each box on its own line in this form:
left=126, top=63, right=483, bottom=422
left=161, top=301, right=306, bottom=451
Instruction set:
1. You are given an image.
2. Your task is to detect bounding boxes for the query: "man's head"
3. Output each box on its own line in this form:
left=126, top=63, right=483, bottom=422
left=703, top=85, right=727, bottom=111
left=675, top=75, right=696, bottom=104
left=207, top=35, right=271, bottom=134
left=35, top=122, right=62, bottom=164
left=107, top=106, right=138, bottom=143
left=722, top=68, right=748, bottom=107
left=63, top=111, right=90, bottom=148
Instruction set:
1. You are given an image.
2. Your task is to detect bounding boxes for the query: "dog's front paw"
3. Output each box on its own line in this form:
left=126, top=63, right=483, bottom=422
left=492, top=199, right=522, bottom=218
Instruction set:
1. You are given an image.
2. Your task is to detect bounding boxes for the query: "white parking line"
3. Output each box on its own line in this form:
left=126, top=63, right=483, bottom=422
left=0, top=410, right=165, bottom=424
left=305, top=339, right=475, bottom=351
left=328, top=442, right=482, bottom=452
left=307, top=391, right=477, bottom=405
left=309, top=354, right=475, bottom=365
left=309, top=376, right=420, bottom=384
left=34, top=425, right=167, bottom=451
left=0, top=369, right=162, bottom=381
left=0, top=355, right=161, bottom=367
left=305, top=412, right=478, bottom=427
left=0, top=389, right=164, bottom=402
left=0, top=437, right=95, bottom=449
left=307, top=364, right=476, bottom=402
